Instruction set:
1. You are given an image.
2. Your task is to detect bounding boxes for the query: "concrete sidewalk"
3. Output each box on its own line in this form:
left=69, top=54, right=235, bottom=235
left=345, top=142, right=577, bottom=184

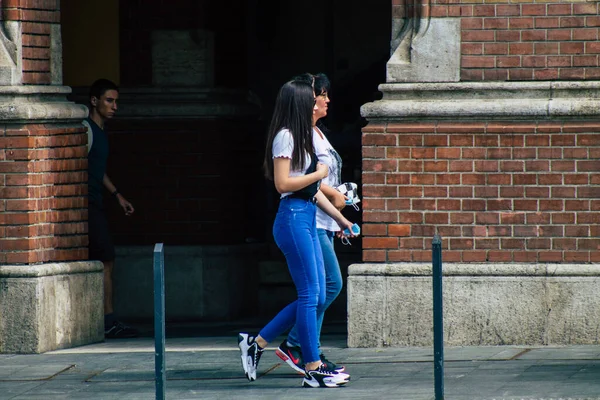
left=1, top=333, right=600, bottom=400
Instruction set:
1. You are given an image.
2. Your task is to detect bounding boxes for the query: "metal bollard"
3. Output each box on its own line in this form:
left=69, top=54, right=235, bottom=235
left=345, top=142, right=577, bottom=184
left=432, top=234, right=444, bottom=400
left=154, top=243, right=166, bottom=400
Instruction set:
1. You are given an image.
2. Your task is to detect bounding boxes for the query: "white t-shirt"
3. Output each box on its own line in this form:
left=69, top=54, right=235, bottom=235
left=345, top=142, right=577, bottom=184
left=272, top=129, right=313, bottom=198
left=313, top=127, right=342, bottom=232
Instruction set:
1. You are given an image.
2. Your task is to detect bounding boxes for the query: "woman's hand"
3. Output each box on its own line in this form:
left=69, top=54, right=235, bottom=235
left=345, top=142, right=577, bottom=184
left=337, top=219, right=357, bottom=237
left=316, top=162, right=328, bottom=179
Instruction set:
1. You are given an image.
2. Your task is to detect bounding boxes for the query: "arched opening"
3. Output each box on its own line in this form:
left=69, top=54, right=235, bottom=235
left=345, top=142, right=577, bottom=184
left=60, top=0, right=391, bottom=329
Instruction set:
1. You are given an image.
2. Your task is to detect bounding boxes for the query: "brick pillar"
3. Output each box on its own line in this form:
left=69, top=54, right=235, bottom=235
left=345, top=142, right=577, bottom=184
left=0, top=0, right=103, bottom=353
left=348, top=1, right=600, bottom=347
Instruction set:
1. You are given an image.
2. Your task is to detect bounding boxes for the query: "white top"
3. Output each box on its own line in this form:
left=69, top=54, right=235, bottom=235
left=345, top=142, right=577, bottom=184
left=313, top=127, right=342, bottom=232
left=83, top=119, right=93, bottom=153
left=272, top=129, right=313, bottom=198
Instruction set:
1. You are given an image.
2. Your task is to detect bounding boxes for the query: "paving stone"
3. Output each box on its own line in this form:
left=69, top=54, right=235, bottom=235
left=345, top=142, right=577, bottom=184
left=1, top=336, right=600, bottom=400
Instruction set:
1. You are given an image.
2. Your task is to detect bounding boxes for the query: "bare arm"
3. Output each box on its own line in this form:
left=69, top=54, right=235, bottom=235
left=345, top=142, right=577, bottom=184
left=273, top=157, right=327, bottom=194
left=103, top=174, right=135, bottom=216
left=314, top=191, right=354, bottom=234
left=102, top=174, right=118, bottom=195
left=320, top=182, right=347, bottom=211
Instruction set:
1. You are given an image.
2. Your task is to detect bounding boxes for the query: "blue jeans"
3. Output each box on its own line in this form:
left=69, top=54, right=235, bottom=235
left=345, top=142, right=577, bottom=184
left=258, top=197, right=326, bottom=364
left=287, top=228, right=343, bottom=350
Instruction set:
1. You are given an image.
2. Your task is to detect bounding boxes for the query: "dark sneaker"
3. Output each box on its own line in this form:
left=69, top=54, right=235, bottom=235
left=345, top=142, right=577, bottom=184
left=302, top=364, right=350, bottom=388
left=105, top=321, right=139, bottom=339
left=238, top=333, right=263, bottom=381
left=320, top=353, right=345, bottom=373
left=275, top=340, right=305, bottom=374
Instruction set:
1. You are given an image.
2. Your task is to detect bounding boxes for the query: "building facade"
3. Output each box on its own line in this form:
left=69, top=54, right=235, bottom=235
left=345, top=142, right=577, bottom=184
left=0, top=0, right=599, bottom=352
left=350, top=0, right=600, bottom=347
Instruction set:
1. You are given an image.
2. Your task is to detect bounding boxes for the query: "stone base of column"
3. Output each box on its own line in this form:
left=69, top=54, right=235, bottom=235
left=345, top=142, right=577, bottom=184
left=113, top=244, right=266, bottom=321
left=348, top=263, right=600, bottom=347
left=0, top=261, right=103, bottom=354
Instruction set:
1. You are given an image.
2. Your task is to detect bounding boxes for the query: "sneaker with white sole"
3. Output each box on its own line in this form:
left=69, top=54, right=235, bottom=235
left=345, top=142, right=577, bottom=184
left=275, top=340, right=305, bottom=374
left=302, top=364, right=350, bottom=388
left=320, top=353, right=345, bottom=373
left=238, top=333, right=264, bottom=381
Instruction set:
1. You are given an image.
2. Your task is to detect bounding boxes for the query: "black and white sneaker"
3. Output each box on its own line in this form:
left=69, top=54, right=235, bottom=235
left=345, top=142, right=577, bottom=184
left=302, top=364, right=350, bottom=388
left=238, top=333, right=264, bottom=381
left=105, top=321, right=139, bottom=339
left=320, top=353, right=345, bottom=373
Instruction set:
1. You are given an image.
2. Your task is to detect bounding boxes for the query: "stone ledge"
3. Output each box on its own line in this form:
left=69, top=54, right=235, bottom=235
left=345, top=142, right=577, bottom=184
left=0, top=85, right=88, bottom=123
left=69, top=86, right=261, bottom=119
left=350, top=263, right=600, bottom=277
left=0, top=86, right=73, bottom=95
left=0, top=261, right=102, bottom=278
left=361, top=81, right=600, bottom=120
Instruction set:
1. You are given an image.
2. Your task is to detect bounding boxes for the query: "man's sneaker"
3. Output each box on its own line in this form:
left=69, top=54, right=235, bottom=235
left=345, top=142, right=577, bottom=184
left=105, top=321, right=139, bottom=339
left=275, top=340, right=305, bottom=374
left=302, top=364, right=350, bottom=388
left=238, top=333, right=264, bottom=381
left=320, top=353, right=345, bottom=373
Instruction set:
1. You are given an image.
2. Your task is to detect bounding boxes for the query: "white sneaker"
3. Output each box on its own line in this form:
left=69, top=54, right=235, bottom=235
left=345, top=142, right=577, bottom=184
left=238, top=333, right=263, bottom=381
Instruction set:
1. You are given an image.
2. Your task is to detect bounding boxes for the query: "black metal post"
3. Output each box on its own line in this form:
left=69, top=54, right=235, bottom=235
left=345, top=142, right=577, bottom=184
left=154, top=243, right=166, bottom=400
left=432, top=234, right=444, bottom=400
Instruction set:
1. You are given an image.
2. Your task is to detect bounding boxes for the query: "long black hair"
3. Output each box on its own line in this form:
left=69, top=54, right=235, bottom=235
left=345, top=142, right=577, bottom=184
left=293, top=72, right=332, bottom=134
left=313, top=73, right=331, bottom=97
left=263, top=80, right=315, bottom=180
left=312, top=73, right=331, bottom=133
left=292, top=72, right=330, bottom=97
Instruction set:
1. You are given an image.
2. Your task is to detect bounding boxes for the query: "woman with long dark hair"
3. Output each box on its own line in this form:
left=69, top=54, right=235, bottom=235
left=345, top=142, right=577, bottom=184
left=276, top=72, right=349, bottom=374
left=238, top=79, right=356, bottom=388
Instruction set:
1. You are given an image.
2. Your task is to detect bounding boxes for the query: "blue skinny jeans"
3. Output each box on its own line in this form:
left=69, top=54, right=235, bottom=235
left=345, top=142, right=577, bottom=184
left=286, top=229, right=343, bottom=350
left=258, top=197, right=326, bottom=364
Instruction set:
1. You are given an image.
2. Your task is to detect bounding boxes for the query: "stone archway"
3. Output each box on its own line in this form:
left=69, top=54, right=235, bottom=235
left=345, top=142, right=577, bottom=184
left=0, top=0, right=392, bottom=352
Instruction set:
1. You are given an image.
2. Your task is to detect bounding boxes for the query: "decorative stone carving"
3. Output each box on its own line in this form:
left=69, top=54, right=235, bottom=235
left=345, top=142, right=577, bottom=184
left=50, top=24, right=63, bottom=85
left=0, top=21, right=21, bottom=85
left=391, top=0, right=431, bottom=64
left=387, top=1, right=459, bottom=83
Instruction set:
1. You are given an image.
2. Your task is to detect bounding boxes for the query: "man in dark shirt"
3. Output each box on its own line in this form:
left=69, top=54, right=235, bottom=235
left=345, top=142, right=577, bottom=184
left=86, top=78, right=137, bottom=339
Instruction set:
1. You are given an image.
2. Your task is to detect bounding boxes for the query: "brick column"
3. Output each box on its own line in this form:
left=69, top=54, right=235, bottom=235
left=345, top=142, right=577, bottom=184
left=348, top=1, right=600, bottom=347
left=0, top=0, right=103, bottom=353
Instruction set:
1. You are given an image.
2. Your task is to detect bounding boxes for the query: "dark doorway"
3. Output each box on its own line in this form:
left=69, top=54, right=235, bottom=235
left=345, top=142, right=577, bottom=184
left=61, top=0, right=390, bottom=326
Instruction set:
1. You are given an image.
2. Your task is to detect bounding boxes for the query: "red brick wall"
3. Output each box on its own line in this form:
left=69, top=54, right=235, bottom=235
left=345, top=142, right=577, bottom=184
left=1, top=0, right=60, bottom=85
left=392, top=0, right=600, bottom=81
left=0, top=123, right=89, bottom=264
left=362, top=121, right=600, bottom=263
